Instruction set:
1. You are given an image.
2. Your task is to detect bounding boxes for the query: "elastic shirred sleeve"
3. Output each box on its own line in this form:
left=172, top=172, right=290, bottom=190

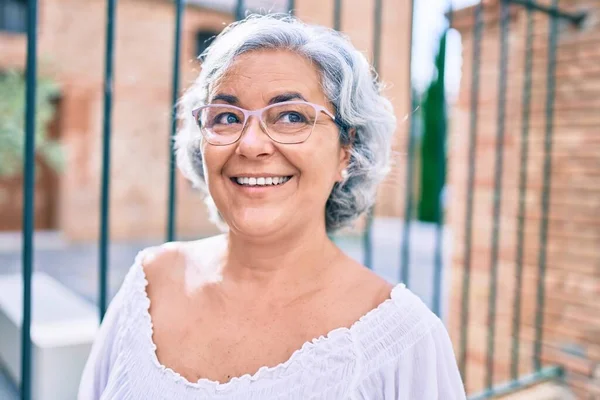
left=78, top=272, right=131, bottom=400
left=353, top=320, right=466, bottom=400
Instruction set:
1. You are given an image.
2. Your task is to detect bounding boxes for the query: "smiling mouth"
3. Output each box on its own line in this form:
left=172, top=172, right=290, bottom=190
left=231, top=176, right=293, bottom=187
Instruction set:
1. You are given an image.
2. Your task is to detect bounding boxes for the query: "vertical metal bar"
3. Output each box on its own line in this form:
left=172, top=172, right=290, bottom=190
left=362, top=0, right=383, bottom=270
left=363, top=212, right=373, bottom=269
left=399, top=0, right=417, bottom=287
left=459, top=0, right=484, bottom=384
left=20, top=0, right=39, bottom=398
left=486, top=0, right=510, bottom=389
left=235, top=0, right=245, bottom=21
left=534, top=0, right=559, bottom=371
left=511, top=5, right=534, bottom=381
left=287, top=0, right=295, bottom=15
left=372, top=0, right=382, bottom=73
left=431, top=135, right=445, bottom=317
left=167, top=0, right=184, bottom=242
left=99, top=0, right=117, bottom=320
left=333, top=0, right=342, bottom=31
left=432, top=3, right=453, bottom=318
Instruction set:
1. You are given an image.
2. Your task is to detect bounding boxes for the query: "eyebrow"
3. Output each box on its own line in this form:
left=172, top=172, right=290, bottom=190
left=210, top=92, right=308, bottom=106
left=268, top=92, right=307, bottom=104
left=211, top=93, right=239, bottom=104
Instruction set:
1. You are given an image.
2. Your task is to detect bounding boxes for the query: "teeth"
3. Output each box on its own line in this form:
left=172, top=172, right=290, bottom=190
left=235, top=176, right=290, bottom=186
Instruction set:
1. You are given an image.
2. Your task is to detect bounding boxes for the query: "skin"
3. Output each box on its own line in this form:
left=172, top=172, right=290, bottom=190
left=143, top=49, right=393, bottom=385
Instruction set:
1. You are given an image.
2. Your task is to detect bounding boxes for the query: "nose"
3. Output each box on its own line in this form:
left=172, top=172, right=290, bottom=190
left=235, top=116, right=274, bottom=159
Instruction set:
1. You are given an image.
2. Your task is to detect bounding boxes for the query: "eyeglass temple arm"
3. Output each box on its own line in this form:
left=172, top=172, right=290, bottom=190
left=319, top=107, right=349, bottom=132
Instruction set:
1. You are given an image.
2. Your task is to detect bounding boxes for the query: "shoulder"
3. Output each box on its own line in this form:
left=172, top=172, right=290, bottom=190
left=331, top=255, right=394, bottom=311
left=140, top=235, right=227, bottom=287
left=351, top=267, right=394, bottom=309
left=138, top=242, right=185, bottom=285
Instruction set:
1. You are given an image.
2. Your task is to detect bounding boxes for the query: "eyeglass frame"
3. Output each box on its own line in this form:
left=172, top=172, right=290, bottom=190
left=191, top=100, right=347, bottom=146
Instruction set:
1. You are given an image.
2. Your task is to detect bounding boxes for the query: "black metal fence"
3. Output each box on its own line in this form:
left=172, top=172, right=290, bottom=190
left=14, top=0, right=589, bottom=398
left=459, top=1, right=586, bottom=397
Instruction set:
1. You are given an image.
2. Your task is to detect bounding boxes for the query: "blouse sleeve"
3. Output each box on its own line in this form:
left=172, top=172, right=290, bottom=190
left=354, top=320, right=466, bottom=400
left=78, top=269, right=132, bottom=400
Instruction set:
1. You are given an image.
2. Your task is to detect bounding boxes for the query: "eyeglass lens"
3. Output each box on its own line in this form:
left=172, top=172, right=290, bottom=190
left=197, top=103, right=318, bottom=145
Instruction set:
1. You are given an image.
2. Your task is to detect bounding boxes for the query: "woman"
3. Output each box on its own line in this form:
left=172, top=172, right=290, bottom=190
left=79, top=14, right=465, bottom=399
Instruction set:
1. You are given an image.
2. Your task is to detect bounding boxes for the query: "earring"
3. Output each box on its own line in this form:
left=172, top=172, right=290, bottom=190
left=341, top=169, right=349, bottom=180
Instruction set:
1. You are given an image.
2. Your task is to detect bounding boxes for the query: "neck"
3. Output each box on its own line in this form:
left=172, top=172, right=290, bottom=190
left=223, top=222, right=341, bottom=297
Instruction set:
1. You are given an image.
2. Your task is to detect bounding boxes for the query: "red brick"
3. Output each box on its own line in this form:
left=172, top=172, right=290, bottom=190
left=450, top=0, right=600, bottom=397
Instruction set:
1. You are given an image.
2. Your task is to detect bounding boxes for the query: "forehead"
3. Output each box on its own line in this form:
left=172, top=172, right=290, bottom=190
left=209, top=49, right=328, bottom=105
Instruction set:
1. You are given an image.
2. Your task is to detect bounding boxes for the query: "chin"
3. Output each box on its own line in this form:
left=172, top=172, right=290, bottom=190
left=227, top=207, right=292, bottom=238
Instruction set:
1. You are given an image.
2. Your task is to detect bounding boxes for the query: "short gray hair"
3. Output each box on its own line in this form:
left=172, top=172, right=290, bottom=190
left=176, top=13, right=397, bottom=233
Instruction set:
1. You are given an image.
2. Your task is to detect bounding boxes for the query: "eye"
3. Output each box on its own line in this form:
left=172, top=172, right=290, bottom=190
left=279, top=111, right=306, bottom=124
left=215, top=113, right=240, bottom=125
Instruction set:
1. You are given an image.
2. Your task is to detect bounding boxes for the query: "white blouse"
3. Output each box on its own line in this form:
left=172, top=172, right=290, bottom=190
left=78, top=250, right=466, bottom=399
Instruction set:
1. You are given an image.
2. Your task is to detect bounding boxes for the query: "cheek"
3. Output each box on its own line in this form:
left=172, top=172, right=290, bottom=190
left=286, top=141, right=341, bottom=187
left=314, top=135, right=343, bottom=174
left=200, top=144, right=228, bottom=187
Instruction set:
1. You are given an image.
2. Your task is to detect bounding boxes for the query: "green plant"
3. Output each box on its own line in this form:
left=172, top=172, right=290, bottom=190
left=0, top=70, right=63, bottom=178
left=417, top=30, right=447, bottom=223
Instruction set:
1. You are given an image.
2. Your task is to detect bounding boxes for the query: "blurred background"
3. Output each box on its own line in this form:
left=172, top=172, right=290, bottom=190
left=0, top=0, right=598, bottom=399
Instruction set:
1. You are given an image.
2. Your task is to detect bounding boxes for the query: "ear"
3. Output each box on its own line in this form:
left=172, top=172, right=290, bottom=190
left=338, top=144, right=351, bottom=168
left=337, top=128, right=355, bottom=181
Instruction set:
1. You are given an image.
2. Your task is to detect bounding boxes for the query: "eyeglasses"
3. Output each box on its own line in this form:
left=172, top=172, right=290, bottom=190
left=191, top=100, right=340, bottom=146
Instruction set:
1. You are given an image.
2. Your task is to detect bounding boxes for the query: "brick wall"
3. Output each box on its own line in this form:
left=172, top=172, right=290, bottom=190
left=0, top=0, right=412, bottom=240
left=294, top=0, right=414, bottom=219
left=1, top=0, right=231, bottom=240
left=448, top=1, right=600, bottom=397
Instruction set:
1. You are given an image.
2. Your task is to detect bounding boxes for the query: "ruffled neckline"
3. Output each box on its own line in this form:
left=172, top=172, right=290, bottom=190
left=129, top=249, right=408, bottom=394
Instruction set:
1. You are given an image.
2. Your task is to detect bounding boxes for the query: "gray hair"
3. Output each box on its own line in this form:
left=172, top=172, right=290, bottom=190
left=176, top=13, right=397, bottom=233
